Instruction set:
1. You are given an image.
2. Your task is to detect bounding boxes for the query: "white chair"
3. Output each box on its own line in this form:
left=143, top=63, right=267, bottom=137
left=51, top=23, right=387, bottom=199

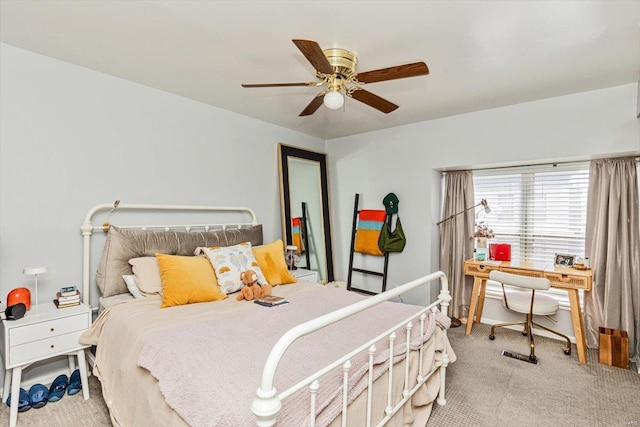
left=488, top=270, right=571, bottom=363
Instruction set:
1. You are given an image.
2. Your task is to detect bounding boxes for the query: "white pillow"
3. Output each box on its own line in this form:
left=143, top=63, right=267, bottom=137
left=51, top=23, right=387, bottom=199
left=202, top=242, right=267, bottom=294
left=128, top=257, right=163, bottom=295
left=122, top=275, right=144, bottom=299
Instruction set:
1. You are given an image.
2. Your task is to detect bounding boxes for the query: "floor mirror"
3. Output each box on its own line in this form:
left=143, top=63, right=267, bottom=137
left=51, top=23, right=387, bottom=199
left=278, top=143, right=334, bottom=283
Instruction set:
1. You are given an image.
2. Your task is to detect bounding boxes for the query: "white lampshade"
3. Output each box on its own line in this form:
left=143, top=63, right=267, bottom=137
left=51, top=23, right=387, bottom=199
left=323, top=90, right=344, bottom=110
left=23, top=266, right=48, bottom=275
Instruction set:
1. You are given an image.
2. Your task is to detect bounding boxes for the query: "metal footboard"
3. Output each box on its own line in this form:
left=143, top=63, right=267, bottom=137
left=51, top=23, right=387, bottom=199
left=252, top=271, right=451, bottom=427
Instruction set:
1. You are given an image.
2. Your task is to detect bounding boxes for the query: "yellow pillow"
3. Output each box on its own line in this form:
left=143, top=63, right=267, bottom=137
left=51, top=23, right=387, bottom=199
left=156, top=253, right=226, bottom=308
left=253, top=240, right=296, bottom=286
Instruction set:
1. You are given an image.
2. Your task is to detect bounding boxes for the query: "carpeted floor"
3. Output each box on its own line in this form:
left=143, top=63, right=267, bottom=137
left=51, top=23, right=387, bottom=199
left=1, top=323, right=638, bottom=426
left=428, top=323, right=640, bottom=426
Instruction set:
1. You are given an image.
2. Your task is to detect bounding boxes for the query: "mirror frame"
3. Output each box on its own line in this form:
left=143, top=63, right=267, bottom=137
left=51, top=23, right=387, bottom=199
left=278, top=143, right=334, bottom=282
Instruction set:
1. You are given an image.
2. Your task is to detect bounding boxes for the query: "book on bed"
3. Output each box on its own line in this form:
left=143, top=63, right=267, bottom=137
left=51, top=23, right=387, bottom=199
left=254, top=295, right=289, bottom=307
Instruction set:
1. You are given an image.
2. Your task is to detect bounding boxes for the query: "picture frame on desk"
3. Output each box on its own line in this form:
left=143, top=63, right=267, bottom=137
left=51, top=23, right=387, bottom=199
left=554, top=253, right=575, bottom=267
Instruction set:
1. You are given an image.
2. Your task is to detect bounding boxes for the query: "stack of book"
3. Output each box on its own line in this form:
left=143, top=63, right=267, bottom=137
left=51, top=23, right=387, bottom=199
left=54, top=286, right=80, bottom=308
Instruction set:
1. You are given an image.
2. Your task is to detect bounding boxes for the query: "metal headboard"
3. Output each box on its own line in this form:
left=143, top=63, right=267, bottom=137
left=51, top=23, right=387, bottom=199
left=80, top=201, right=258, bottom=308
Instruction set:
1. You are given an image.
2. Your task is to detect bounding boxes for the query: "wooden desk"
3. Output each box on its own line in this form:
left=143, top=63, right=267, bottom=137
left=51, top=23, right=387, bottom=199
left=463, top=259, right=593, bottom=364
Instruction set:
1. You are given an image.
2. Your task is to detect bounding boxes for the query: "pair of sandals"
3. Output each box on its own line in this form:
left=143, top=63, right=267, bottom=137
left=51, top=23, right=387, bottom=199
left=6, top=369, right=82, bottom=412
left=49, top=369, right=82, bottom=402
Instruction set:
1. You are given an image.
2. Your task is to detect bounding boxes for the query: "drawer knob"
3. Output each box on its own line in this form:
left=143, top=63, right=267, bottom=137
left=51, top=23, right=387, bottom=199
left=50, top=344, right=55, bottom=349
left=50, top=327, right=55, bottom=332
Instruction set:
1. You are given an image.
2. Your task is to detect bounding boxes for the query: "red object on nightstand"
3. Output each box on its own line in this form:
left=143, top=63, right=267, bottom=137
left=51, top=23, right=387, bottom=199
left=7, top=287, right=31, bottom=310
left=490, top=243, right=511, bottom=261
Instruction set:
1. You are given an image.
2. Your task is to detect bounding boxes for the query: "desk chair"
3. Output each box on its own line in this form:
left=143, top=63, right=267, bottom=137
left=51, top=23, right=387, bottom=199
left=488, top=271, right=571, bottom=363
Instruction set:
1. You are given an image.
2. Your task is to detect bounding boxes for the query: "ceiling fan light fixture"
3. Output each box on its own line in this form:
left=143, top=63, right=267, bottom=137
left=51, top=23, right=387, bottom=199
left=323, top=90, right=344, bottom=110
left=242, top=39, right=429, bottom=116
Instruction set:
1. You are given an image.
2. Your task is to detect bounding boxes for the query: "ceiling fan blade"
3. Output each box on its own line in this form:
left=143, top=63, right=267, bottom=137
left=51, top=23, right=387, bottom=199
left=349, top=89, right=398, bottom=113
left=242, top=82, right=312, bottom=88
left=292, top=39, right=334, bottom=75
left=356, top=62, right=429, bottom=84
left=299, top=93, right=325, bottom=116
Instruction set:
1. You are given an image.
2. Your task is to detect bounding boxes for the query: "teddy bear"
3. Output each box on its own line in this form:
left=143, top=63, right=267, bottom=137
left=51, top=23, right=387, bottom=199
left=236, top=269, right=272, bottom=301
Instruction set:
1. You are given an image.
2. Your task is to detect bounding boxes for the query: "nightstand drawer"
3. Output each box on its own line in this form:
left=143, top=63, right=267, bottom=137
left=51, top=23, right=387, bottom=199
left=9, top=312, right=90, bottom=346
left=10, top=330, right=85, bottom=366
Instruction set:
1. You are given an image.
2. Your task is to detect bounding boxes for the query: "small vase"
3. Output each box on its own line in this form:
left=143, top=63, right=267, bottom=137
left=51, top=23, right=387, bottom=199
left=476, top=237, right=487, bottom=249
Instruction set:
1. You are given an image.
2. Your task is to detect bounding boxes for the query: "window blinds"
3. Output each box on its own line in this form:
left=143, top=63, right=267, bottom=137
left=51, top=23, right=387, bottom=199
left=473, top=163, right=589, bottom=266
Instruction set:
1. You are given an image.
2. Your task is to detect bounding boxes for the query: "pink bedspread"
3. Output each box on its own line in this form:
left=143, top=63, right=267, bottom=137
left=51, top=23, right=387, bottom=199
left=137, top=285, right=449, bottom=427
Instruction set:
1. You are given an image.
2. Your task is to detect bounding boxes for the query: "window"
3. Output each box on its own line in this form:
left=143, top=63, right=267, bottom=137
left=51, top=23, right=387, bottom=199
left=473, top=163, right=590, bottom=305
left=473, top=163, right=589, bottom=265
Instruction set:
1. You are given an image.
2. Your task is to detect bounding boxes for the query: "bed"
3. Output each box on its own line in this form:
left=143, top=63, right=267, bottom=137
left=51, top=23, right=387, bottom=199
left=78, top=202, right=455, bottom=427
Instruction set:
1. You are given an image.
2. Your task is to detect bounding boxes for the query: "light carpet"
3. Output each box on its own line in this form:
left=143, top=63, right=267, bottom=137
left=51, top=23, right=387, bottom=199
left=428, top=323, right=640, bottom=427
left=1, top=323, right=638, bottom=426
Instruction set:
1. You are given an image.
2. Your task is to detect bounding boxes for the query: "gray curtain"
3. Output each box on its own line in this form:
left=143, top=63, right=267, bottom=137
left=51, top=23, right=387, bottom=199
left=439, top=171, right=475, bottom=318
left=584, top=157, right=640, bottom=361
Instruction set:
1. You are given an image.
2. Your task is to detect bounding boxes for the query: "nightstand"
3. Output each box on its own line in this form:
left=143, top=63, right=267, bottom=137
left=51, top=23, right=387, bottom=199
left=0, top=303, right=91, bottom=427
left=292, top=268, right=319, bottom=283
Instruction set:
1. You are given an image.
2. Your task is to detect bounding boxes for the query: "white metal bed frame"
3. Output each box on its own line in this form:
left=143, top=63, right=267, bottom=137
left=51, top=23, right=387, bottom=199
left=80, top=202, right=451, bottom=427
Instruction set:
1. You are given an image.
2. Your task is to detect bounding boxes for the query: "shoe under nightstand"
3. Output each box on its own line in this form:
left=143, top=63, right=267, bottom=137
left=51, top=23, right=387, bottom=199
left=0, top=302, right=91, bottom=427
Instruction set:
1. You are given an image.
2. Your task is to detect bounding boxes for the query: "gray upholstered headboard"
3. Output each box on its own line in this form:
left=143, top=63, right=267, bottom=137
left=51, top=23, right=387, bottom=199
left=96, top=225, right=263, bottom=297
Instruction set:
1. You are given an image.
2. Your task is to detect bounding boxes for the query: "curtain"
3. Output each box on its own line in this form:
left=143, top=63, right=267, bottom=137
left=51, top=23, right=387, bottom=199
left=439, top=171, right=475, bottom=318
left=584, top=157, right=640, bottom=361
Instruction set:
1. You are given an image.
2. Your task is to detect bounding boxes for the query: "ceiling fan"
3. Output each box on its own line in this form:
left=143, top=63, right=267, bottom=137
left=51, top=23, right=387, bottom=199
left=242, top=39, right=429, bottom=116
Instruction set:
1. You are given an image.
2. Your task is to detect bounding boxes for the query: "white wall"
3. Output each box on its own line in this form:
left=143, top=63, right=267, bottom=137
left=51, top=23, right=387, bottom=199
left=326, top=83, right=640, bottom=337
left=0, top=43, right=325, bottom=384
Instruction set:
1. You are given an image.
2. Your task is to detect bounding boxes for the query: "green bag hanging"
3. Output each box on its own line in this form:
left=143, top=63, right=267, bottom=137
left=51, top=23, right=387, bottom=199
left=378, top=217, right=406, bottom=253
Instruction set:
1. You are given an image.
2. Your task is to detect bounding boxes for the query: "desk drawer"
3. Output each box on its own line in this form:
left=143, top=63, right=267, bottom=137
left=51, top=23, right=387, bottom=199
left=10, top=330, right=85, bottom=366
left=9, top=313, right=89, bottom=346
left=544, top=272, right=589, bottom=290
left=464, top=263, right=498, bottom=278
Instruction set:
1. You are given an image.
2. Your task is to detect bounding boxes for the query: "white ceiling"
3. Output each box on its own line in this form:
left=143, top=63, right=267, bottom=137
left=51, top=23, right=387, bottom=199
left=1, top=1, right=639, bottom=140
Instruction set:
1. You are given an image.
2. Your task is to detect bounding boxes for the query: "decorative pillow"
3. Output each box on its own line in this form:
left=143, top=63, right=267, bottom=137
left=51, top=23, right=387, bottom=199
left=202, top=243, right=267, bottom=294
left=122, top=275, right=144, bottom=299
left=128, top=257, right=163, bottom=296
left=253, top=240, right=296, bottom=286
left=156, top=253, right=226, bottom=308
